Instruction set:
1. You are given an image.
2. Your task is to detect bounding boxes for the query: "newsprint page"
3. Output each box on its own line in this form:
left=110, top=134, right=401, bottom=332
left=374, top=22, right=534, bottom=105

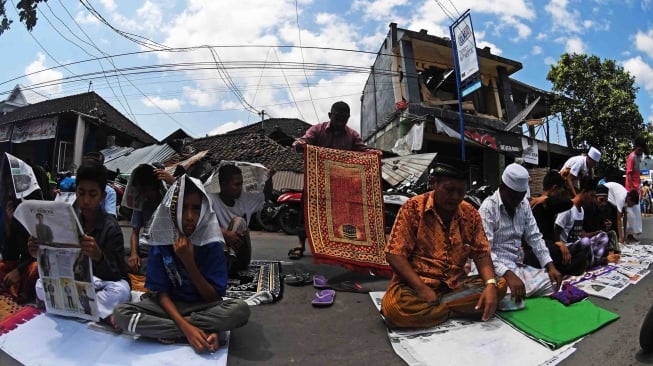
left=14, top=200, right=99, bottom=321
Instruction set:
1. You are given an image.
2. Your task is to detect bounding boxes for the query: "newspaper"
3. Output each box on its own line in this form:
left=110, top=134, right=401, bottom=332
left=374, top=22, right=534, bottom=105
left=572, top=271, right=631, bottom=300
left=2, top=152, right=41, bottom=199
left=13, top=200, right=99, bottom=321
left=54, top=192, right=77, bottom=204
left=204, top=161, right=269, bottom=194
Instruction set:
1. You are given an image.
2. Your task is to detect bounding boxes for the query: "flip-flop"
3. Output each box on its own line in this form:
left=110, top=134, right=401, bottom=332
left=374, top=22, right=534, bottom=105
left=311, top=289, right=336, bottom=307
left=331, top=281, right=370, bottom=293
left=284, top=272, right=313, bottom=286
left=313, top=275, right=331, bottom=289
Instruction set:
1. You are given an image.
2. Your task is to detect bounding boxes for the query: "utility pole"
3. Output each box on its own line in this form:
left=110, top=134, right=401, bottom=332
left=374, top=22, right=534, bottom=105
left=258, top=110, right=267, bottom=131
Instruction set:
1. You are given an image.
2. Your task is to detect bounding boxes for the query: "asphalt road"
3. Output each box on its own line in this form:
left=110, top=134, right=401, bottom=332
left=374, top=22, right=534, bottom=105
left=3, top=219, right=653, bottom=365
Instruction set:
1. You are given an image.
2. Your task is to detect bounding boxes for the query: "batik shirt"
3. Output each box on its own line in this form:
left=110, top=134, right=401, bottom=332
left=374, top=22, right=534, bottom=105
left=385, top=192, right=492, bottom=290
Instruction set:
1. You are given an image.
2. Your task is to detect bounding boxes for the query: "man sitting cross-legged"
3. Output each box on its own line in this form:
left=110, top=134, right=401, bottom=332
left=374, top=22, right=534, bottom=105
left=113, top=175, right=250, bottom=353
left=381, top=160, right=506, bottom=329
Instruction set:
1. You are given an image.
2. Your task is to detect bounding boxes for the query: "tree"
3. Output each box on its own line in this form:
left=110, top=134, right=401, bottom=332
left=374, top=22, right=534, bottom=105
left=0, top=0, right=47, bottom=36
left=547, top=53, right=644, bottom=166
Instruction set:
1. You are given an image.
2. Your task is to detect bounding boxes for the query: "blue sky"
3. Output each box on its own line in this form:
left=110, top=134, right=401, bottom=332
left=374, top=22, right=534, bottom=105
left=0, top=0, right=652, bottom=144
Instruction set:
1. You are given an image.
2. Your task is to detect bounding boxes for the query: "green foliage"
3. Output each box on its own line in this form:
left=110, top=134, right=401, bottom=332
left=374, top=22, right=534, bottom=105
left=546, top=53, right=644, bottom=166
left=0, top=0, right=46, bottom=36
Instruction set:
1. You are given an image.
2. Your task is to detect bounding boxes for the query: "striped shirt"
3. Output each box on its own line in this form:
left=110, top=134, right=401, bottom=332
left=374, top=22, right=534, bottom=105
left=479, top=190, right=552, bottom=277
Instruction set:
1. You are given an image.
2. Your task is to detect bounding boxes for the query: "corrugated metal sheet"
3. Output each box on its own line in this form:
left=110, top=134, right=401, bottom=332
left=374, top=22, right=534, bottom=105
left=104, top=144, right=176, bottom=174
left=101, top=146, right=134, bottom=162
left=272, top=171, right=303, bottom=190
left=382, top=152, right=437, bottom=187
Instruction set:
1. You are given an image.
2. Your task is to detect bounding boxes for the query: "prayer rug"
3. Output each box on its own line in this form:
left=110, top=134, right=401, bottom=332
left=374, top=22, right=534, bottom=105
left=225, top=260, right=283, bottom=305
left=0, top=295, right=41, bottom=335
left=498, top=297, right=619, bottom=349
left=0, top=313, right=228, bottom=366
left=304, top=145, right=391, bottom=275
left=369, top=292, right=576, bottom=366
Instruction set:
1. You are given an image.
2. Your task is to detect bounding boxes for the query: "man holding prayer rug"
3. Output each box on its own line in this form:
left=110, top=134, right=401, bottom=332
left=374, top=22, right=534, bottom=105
left=381, top=160, right=506, bottom=329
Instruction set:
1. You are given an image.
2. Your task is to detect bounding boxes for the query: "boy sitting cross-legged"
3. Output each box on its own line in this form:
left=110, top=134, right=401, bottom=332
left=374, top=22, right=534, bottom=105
left=113, top=175, right=250, bottom=353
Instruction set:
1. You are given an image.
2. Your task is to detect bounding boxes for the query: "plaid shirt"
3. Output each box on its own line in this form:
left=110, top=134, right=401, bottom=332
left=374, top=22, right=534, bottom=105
left=385, top=192, right=492, bottom=290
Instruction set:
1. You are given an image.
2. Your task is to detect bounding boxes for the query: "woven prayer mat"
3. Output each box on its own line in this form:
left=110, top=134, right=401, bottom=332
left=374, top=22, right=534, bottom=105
left=369, top=292, right=576, bottom=366
left=498, top=297, right=619, bottom=349
left=304, top=145, right=391, bottom=275
left=225, top=260, right=283, bottom=304
left=0, top=295, right=42, bottom=335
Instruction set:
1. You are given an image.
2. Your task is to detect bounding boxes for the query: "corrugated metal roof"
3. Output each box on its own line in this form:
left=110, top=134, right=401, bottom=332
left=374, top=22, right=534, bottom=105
left=101, top=146, right=134, bottom=162
left=104, top=144, right=176, bottom=174
left=272, top=171, right=303, bottom=190
left=382, top=152, right=437, bottom=187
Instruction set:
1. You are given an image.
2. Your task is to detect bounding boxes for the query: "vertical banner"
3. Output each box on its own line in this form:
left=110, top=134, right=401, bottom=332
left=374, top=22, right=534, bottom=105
left=450, top=10, right=480, bottom=161
left=522, top=137, right=539, bottom=164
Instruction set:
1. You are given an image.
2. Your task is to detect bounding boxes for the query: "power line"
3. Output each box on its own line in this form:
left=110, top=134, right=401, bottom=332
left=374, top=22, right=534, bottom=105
left=433, top=0, right=456, bottom=22
left=273, top=48, right=306, bottom=121
left=295, top=0, right=319, bottom=122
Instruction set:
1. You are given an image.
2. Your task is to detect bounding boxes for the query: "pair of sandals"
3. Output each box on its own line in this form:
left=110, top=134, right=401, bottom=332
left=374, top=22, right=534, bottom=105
left=288, top=247, right=304, bottom=260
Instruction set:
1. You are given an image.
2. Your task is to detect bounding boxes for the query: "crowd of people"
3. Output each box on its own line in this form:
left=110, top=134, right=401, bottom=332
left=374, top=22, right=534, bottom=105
left=0, top=100, right=650, bottom=353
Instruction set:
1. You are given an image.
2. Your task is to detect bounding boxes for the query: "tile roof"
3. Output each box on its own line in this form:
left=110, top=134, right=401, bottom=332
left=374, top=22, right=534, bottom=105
left=226, top=118, right=312, bottom=139
left=0, top=91, right=157, bottom=145
left=191, top=132, right=304, bottom=172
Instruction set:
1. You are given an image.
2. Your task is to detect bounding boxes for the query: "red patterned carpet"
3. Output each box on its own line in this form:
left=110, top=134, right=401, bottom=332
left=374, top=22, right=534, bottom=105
left=0, top=294, right=41, bottom=335
left=304, top=145, right=391, bottom=275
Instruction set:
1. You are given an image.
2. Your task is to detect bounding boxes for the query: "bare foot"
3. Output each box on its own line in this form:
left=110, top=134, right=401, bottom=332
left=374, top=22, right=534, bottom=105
left=158, top=338, right=177, bottom=345
left=206, top=333, right=219, bottom=353
left=101, top=315, right=122, bottom=333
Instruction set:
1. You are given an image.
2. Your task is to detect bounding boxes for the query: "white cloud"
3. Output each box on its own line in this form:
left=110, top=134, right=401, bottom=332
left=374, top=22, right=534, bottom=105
left=352, top=0, right=410, bottom=21
left=556, top=36, right=586, bottom=53
left=208, top=121, right=245, bottom=135
left=544, top=56, right=556, bottom=65
left=99, top=0, right=117, bottom=12
left=183, top=86, right=217, bottom=107
left=24, top=53, right=63, bottom=97
left=477, top=41, right=502, bottom=55
left=532, top=45, right=543, bottom=55
left=635, top=29, right=653, bottom=59
left=545, top=0, right=582, bottom=33
left=536, top=33, right=547, bottom=41
left=135, top=1, right=163, bottom=33
left=141, top=96, right=183, bottom=112
left=622, top=56, right=653, bottom=91
left=74, top=11, right=99, bottom=25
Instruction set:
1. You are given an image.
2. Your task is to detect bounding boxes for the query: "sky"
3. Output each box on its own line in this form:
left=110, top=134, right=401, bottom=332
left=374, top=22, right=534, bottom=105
left=0, top=0, right=652, bottom=144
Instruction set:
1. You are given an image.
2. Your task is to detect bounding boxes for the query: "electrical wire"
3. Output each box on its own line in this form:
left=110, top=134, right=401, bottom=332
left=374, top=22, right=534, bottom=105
left=295, top=0, right=319, bottom=122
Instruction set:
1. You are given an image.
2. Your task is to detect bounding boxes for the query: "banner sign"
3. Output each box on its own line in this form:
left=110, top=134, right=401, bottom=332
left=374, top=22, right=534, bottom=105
left=0, top=123, right=12, bottom=142
left=522, top=137, right=539, bottom=164
left=452, top=13, right=480, bottom=85
left=11, top=117, right=58, bottom=143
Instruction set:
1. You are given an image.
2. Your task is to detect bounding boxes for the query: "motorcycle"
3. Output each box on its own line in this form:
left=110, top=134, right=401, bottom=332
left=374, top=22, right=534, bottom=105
left=274, top=189, right=303, bottom=235
left=255, top=189, right=282, bottom=232
left=463, top=182, right=496, bottom=209
left=382, top=173, right=432, bottom=233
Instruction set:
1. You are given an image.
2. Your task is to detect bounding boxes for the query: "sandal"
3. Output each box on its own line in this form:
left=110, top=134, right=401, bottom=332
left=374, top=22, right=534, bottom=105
left=311, top=289, right=336, bottom=307
left=284, top=272, right=313, bottom=286
left=288, top=247, right=304, bottom=260
left=331, top=281, right=370, bottom=293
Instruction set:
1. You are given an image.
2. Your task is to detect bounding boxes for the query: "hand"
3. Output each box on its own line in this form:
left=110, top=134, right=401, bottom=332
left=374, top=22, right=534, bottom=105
left=3, top=268, right=21, bottom=287
left=223, top=230, right=243, bottom=250
left=416, top=286, right=439, bottom=306
left=80, top=234, right=103, bottom=262
left=128, top=253, right=141, bottom=273
left=174, top=236, right=195, bottom=266
left=475, top=284, right=498, bottom=321
left=154, top=169, right=175, bottom=184
left=529, top=195, right=547, bottom=208
left=607, top=252, right=621, bottom=263
left=181, top=323, right=214, bottom=353
left=546, top=263, right=562, bottom=291
left=556, top=241, right=571, bottom=265
left=268, top=168, right=276, bottom=177
left=293, top=139, right=307, bottom=152
left=503, top=271, right=526, bottom=303
left=27, top=237, right=39, bottom=258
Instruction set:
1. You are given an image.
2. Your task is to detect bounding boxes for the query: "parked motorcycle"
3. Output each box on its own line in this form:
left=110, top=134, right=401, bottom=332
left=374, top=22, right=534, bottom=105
left=463, top=182, right=496, bottom=209
left=382, top=173, right=432, bottom=233
left=274, top=189, right=303, bottom=235
left=255, top=189, right=282, bottom=232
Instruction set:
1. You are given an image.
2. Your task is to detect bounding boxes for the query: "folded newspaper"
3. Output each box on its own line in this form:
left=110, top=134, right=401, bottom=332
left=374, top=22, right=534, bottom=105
left=203, top=161, right=269, bottom=194
left=14, top=200, right=99, bottom=321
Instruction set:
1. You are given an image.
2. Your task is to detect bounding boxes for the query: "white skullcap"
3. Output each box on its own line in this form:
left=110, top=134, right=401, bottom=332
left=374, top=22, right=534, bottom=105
left=588, top=147, right=601, bottom=162
left=502, top=163, right=530, bottom=192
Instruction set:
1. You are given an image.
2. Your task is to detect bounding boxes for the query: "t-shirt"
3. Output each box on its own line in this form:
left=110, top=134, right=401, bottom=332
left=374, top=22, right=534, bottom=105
left=531, top=196, right=573, bottom=242
left=145, top=242, right=227, bottom=302
left=555, top=205, right=584, bottom=243
left=626, top=152, right=642, bottom=192
left=605, top=182, right=628, bottom=213
left=560, top=155, right=588, bottom=179
left=209, top=192, right=265, bottom=227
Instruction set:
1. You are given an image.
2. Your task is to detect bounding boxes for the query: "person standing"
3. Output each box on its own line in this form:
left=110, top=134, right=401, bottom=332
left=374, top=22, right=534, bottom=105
left=560, top=147, right=601, bottom=196
left=625, top=137, right=649, bottom=193
left=287, top=101, right=381, bottom=260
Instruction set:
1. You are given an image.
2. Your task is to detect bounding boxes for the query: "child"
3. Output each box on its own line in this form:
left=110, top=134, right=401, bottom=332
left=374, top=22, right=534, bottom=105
left=29, top=159, right=131, bottom=324
left=113, top=175, right=250, bottom=354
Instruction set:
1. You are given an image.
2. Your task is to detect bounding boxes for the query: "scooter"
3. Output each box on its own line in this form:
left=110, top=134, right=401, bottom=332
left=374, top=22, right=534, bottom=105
left=274, top=189, right=303, bottom=235
left=255, top=189, right=281, bottom=232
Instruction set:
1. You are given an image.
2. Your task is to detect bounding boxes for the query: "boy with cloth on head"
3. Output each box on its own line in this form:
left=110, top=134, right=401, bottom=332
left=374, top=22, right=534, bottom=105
left=113, top=175, right=250, bottom=354
left=381, top=160, right=506, bottom=329
left=479, top=163, right=562, bottom=311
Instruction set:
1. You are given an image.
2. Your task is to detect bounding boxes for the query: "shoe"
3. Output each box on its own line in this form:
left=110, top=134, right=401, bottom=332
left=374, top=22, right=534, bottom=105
left=288, top=247, right=304, bottom=260
left=284, top=272, right=313, bottom=286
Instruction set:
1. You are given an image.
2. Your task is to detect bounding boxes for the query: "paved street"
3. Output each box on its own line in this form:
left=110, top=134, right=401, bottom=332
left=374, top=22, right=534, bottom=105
left=3, top=219, right=653, bottom=365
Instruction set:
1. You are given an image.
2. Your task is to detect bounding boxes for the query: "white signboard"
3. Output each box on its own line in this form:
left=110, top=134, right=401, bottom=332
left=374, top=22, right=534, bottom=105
left=452, top=13, right=479, bottom=83
left=522, top=137, right=539, bottom=165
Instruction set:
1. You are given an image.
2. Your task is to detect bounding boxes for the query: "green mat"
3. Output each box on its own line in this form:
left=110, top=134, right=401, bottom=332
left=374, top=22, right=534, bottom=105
left=497, top=297, right=619, bottom=349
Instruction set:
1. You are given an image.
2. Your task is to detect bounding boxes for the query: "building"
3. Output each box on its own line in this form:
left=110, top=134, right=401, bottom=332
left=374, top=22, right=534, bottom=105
left=0, top=90, right=156, bottom=172
left=360, top=23, right=572, bottom=186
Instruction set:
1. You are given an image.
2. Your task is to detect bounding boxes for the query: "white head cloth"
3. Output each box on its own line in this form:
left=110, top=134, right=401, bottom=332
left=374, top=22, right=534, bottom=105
left=502, top=163, right=530, bottom=192
left=588, top=147, right=601, bottom=162
left=142, top=174, right=224, bottom=246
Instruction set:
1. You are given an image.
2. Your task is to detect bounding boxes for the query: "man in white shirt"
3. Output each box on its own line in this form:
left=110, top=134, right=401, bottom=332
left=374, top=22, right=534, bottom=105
left=209, top=164, right=274, bottom=274
left=479, top=163, right=562, bottom=311
left=602, top=181, right=641, bottom=243
left=560, top=147, right=601, bottom=196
